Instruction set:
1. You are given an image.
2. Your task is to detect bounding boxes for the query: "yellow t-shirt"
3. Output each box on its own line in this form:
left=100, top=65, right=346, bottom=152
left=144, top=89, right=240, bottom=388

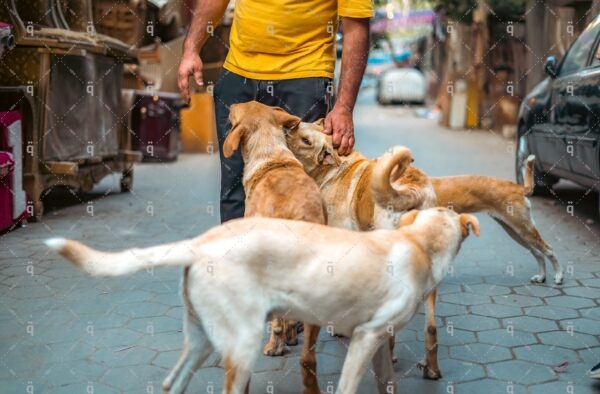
left=223, top=0, right=374, bottom=80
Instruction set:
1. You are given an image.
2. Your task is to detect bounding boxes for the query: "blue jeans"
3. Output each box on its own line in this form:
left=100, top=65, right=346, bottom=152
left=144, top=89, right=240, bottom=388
left=213, top=70, right=332, bottom=223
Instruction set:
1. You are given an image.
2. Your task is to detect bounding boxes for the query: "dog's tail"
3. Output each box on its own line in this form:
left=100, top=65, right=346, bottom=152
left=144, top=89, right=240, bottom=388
left=523, top=155, right=535, bottom=196
left=371, top=146, right=426, bottom=211
left=44, top=238, right=198, bottom=277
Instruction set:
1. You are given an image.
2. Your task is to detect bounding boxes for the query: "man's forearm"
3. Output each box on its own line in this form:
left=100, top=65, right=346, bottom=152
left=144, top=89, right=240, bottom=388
left=183, top=0, right=230, bottom=54
left=336, top=17, right=370, bottom=112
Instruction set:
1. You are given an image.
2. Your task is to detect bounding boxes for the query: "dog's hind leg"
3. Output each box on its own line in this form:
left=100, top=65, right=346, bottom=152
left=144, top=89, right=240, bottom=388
left=163, top=269, right=214, bottom=394
left=419, top=289, right=441, bottom=379
left=223, top=324, right=264, bottom=394
left=162, top=305, right=213, bottom=392
left=300, top=324, right=321, bottom=394
left=493, top=217, right=548, bottom=284
left=337, top=327, right=390, bottom=394
left=372, top=337, right=396, bottom=394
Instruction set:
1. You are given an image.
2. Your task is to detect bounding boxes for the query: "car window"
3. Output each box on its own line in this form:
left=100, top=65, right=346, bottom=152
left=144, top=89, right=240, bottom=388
left=559, top=17, right=600, bottom=76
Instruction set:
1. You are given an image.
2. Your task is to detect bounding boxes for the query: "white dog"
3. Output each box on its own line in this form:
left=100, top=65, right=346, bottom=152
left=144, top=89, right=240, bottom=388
left=45, top=208, right=479, bottom=394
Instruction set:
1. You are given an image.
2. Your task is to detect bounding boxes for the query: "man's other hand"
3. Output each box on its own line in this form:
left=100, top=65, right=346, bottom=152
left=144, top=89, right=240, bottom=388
left=324, top=105, right=354, bottom=156
left=178, top=52, right=204, bottom=103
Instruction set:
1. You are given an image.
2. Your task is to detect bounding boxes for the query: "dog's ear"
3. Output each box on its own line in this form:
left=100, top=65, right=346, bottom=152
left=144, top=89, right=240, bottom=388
left=223, top=123, right=247, bottom=158
left=399, top=209, right=419, bottom=227
left=459, top=214, right=480, bottom=237
left=314, top=118, right=325, bottom=127
left=319, top=143, right=340, bottom=166
left=272, top=107, right=301, bottom=129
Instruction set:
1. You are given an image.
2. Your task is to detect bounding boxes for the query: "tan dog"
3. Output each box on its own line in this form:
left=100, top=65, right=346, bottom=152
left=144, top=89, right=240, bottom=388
left=286, top=122, right=564, bottom=285
left=45, top=208, right=479, bottom=394
left=286, top=122, right=564, bottom=387
left=222, top=101, right=329, bottom=359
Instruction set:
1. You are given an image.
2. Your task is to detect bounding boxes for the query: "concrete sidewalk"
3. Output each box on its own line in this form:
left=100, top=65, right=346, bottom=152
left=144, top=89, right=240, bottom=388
left=2, top=101, right=600, bottom=393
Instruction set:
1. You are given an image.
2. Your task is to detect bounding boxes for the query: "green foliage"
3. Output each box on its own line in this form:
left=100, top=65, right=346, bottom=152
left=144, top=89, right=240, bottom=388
left=433, top=0, right=526, bottom=23
left=433, top=0, right=476, bottom=23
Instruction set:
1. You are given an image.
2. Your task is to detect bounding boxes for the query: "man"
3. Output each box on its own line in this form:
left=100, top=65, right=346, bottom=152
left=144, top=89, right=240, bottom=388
left=178, top=0, right=372, bottom=222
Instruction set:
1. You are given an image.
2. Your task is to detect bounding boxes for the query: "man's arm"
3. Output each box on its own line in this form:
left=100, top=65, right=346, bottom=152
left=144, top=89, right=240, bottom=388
left=324, top=17, right=370, bottom=155
left=178, top=0, right=230, bottom=103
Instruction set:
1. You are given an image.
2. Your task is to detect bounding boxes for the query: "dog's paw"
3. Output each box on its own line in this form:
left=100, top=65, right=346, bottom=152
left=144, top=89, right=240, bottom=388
left=286, top=337, right=299, bottom=346
left=417, top=362, right=442, bottom=380
left=263, top=340, right=285, bottom=357
left=554, top=272, right=565, bottom=285
left=530, top=274, right=546, bottom=284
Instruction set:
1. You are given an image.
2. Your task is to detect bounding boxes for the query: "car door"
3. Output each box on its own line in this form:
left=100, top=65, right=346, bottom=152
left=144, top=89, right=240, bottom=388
left=535, top=17, right=600, bottom=175
left=565, top=19, right=600, bottom=179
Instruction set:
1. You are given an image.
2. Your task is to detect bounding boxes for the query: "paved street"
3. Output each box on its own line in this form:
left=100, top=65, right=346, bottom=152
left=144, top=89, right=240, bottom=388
left=2, top=88, right=600, bottom=393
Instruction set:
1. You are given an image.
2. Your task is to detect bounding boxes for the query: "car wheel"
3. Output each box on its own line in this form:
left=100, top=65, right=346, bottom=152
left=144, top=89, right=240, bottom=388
left=516, top=126, right=558, bottom=195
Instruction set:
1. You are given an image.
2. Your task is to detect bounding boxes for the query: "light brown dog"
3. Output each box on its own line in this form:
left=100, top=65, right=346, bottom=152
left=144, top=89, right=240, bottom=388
left=45, top=208, right=480, bottom=394
left=222, top=101, right=330, bottom=365
left=285, top=121, right=564, bottom=389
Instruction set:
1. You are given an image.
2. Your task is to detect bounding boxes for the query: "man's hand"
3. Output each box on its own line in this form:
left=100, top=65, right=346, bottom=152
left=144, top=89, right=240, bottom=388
left=178, top=51, right=204, bottom=103
left=326, top=17, right=369, bottom=156
left=324, top=105, right=354, bottom=156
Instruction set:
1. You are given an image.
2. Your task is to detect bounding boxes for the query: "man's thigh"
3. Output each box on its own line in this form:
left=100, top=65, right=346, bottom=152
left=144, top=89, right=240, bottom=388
left=258, top=77, right=332, bottom=122
left=213, top=70, right=258, bottom=222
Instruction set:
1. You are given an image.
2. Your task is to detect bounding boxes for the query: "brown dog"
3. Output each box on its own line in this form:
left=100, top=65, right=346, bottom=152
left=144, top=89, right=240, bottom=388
left=285, top=121, right=563, bottom=390
left=222, top=101, right=330, bottom=368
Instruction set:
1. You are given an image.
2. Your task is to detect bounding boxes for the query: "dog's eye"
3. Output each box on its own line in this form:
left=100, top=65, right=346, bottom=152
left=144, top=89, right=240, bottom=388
left=302, top=138, right=311, bottom=145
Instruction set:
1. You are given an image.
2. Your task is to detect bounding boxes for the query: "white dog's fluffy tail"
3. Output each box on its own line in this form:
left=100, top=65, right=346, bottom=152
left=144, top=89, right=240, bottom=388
left=44, top=237, right=198, bottom=277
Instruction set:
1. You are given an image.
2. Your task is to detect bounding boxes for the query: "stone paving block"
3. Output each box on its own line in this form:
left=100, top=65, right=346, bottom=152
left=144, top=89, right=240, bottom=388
left=0, top=380, right=45, bottom=393
left=46, top=382, right=119, bottom=394
left=545, top=295, right=597, bottom=309
left=456, top=379, right=527, bottom=394
left=114, top=301, right=169, bottom=319
left=440, top=292, right=491, bottom=306
left=577, top=278, right=600, bottom=288
left=319, top=339, right=349, bottom=358
left=538, top=331, right=600, bottom=350
left=463, top=283, right=512, bottom=296
left=136, top=331, right=183, bottom=352
left=93, top=345, right=157, bottom=367
left=435, top=301, right=469, bottom=317
left=470, top=303, right=523, bottom=318
left=477, top=328, right=538, bottom=347
left=501, top=316, right=558, bottom=333
left=577, top=347, right=600, bottom=365
left=562, top=286, right=600, bottom=299
left=529, top=380, right=599, bottom=394
left=183, top=366, right=225, bottom=393
left=526, top=305, right=580, bottom=320
left=88, top=327, right=144, bottom=348
left=513, top=344, right=579, bottom=366
left=252, top=368, right=304, bottom=394
left=450, top=343, right=512, bottom=363
left=437, top=283, right=462, bottom=295
left=449, top=315, right=501, bottom=331
left=512, top=284, right=562, bottom=297
left=418, top=328, right=476, bottom=347
left=78, top=312, right=132, bottom=331
left=492, top=294, right=544, bottom=307
left=100, top=364, right=168, bottom=391
left=487, top=360, right=555, bottom=385
left=559, top=318, right=600, bottom=336
left=47, top=340, right=96, bottom=362
left=127, top=316, right=182, bottom=334
left=580, top=307, right=600, bottom=321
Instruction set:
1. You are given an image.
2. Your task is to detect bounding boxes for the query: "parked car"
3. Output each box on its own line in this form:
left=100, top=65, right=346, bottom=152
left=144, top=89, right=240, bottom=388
left=377, top=67, right=427, bottom=105
left=516, top=15, right=600, bottom=212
